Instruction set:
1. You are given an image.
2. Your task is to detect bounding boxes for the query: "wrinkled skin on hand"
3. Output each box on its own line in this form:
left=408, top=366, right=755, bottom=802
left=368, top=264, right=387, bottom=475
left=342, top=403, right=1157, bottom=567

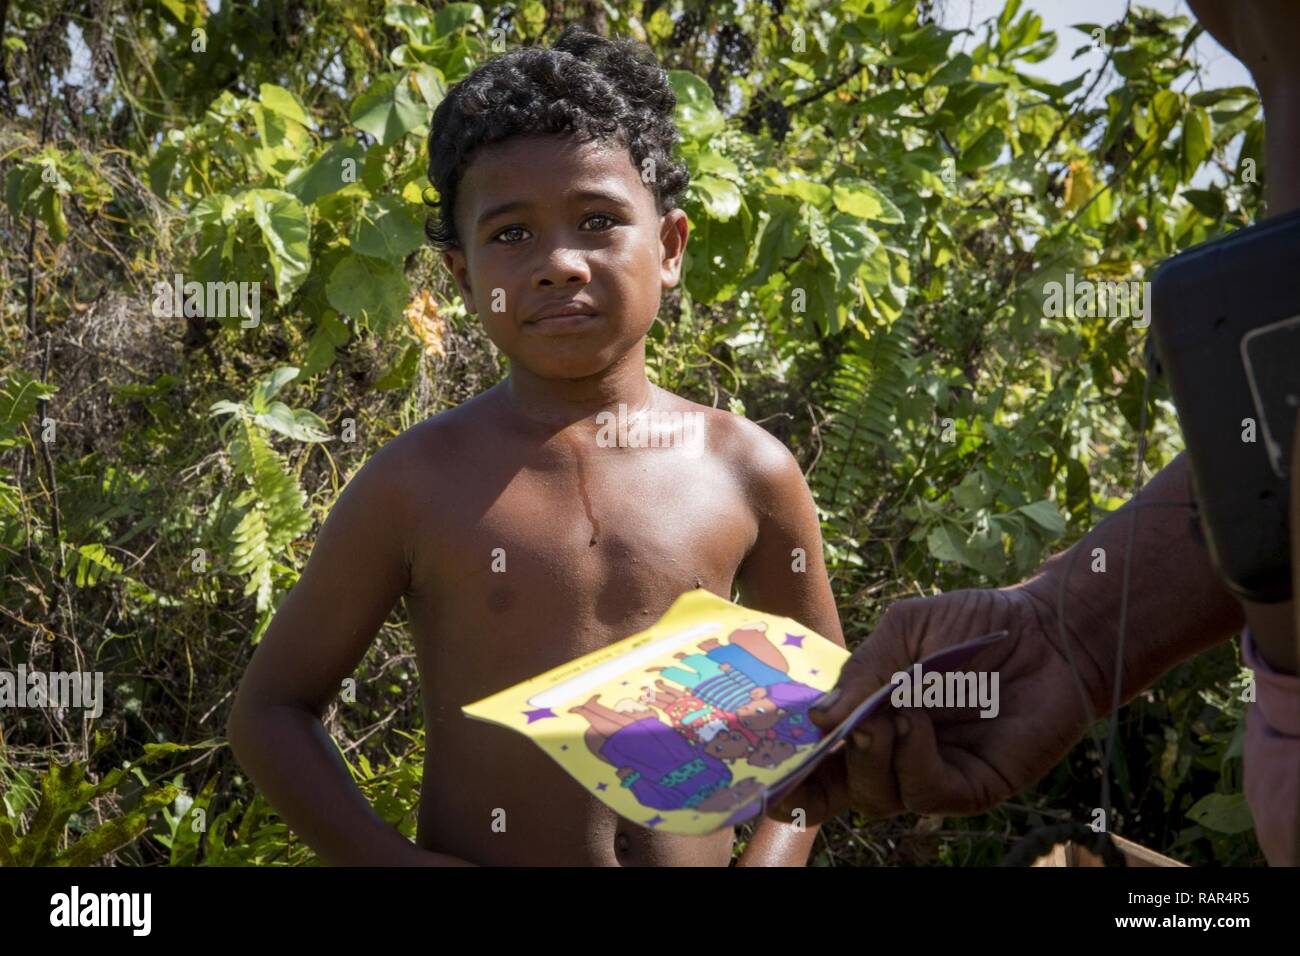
left=770, top=587, right=1103, bottom=825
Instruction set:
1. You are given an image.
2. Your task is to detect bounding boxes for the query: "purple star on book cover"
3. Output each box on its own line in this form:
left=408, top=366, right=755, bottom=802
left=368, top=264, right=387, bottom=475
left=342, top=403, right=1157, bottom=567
left=523, top=707, right=556, bottom=723
left=784, top=634, right=805, bottom=647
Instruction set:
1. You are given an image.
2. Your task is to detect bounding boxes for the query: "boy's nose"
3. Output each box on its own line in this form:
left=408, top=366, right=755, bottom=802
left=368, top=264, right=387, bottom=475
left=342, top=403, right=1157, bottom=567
left=533, top=247, right=592, bottom=287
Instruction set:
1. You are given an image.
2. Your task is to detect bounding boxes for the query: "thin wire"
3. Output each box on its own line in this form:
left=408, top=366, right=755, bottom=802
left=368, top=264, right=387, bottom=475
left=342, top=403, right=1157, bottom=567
left=1054, top=497, right=1192, bottom=758
left=1017, top=336, right=1170, bottom=864
left=1102, top=335, right=1157, bottom=826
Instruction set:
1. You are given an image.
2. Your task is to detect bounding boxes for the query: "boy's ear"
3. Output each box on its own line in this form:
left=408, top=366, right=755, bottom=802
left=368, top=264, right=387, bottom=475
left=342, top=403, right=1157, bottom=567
left=442, top=248, right=478, bottom=314
left=658, top=208, right=690, bottom=289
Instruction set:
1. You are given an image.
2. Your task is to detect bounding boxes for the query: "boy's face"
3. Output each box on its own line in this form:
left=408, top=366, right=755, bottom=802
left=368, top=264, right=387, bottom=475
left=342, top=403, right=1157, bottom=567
left=443, top=134, right=688, bottom=381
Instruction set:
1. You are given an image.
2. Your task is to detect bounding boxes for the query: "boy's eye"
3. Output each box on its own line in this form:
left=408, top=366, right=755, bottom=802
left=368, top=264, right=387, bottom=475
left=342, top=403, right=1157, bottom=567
left=581, top=213, right=618, bottom=231
left=492, top=225, right=530, bottom=244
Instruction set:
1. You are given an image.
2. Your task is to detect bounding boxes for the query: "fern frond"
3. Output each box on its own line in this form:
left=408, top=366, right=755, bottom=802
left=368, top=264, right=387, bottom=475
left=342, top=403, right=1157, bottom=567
left=812, top=316, right=914, bottom=549
left=225, top=420, right=311, bottom=612
left=73, top=543, right=124, bottom=588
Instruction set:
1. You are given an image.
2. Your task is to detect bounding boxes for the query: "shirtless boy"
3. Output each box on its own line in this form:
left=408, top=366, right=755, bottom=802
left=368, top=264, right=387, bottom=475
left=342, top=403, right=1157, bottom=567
left=227, top=26, right=845, bottom=866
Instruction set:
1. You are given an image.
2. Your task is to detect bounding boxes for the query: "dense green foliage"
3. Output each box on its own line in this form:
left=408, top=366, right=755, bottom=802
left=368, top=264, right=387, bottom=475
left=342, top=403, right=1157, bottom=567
left=1, top=0, right=1267, bottom=864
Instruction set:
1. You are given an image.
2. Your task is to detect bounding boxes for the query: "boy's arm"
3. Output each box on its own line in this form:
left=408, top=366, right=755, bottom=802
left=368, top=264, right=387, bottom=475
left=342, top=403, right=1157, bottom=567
left=733, top=425, right=847, bottom=867
left=226, top=442, right=473, bottom=867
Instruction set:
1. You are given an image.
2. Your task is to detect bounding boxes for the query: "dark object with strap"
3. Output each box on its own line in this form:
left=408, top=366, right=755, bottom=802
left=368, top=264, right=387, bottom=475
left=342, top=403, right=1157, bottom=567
left=1150, top=206, right=1300, bottom=604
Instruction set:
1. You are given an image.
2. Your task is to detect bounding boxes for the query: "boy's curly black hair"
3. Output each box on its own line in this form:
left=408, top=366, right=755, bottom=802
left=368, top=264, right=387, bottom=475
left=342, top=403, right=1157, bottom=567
left=425, top=25, right=690, bottom=250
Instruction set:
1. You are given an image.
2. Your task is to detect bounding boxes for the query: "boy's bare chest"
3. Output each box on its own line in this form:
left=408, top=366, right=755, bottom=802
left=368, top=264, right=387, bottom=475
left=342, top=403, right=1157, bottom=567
left=405, top=447, right=758, bottom=688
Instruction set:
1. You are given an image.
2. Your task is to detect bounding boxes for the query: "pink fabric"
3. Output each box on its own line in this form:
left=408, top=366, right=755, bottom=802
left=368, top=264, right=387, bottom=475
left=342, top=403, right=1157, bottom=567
left=1241, top=626, right=1300, bottom=865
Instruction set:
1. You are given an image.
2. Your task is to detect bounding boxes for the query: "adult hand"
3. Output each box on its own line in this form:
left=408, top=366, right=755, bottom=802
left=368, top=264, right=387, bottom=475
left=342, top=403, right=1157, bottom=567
left=771, top=586, right=1106, bottom=825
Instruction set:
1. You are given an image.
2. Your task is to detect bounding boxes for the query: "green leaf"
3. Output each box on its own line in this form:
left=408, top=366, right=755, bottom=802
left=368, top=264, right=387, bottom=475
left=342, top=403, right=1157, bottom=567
left=768, top=172, right=832, bottom=207
left=301, top=312, right=351, bottom=378
left=831, top=178, right=905, bottom=224
left=1182, top=187, right=1225, bottom=219
left=930, top=53, right=973, bottom=87
left=39, top=188, right=67, bottom=243
left=691, top=176, right=741, bottom=221
left=159, top=0, right=206, bottom=27
left=245, top=189, right=311, bottom=300
left=1017, top=499, right=1065, bottom=536
left=669, top=70, right=724, bottom=140
left=326, top=255, right=409, bottom=330
left=351, top=72, right=428, bottom=146
left=254, top=402, right=332, bottom=442
left=53, top=785, right=180, bottom=866
left=1187, top=792, right=1254, bottom=835
left=351, top=195, right=427, bottom=259
left=953, top=470, right=993, bottom=509
left=0, top=371, right=57, bottom=443
left=825, top=213, right=883, bottom=291
left=285, top=141, right=367, bottom=205
left=374, top=343, right=421, bottom=390
left=259, top=83, right=311, bottom=128
left=926, top=524, right=969, bottom=565
left=253, top=366, right=300, bottom=409
left=434, top=2, right=485, bottom=37
left=1181, top=107, right=1212, bottom=178
left=385, top=2, right=436, bottom=45
left=956, top=127, right=1005, bottom=172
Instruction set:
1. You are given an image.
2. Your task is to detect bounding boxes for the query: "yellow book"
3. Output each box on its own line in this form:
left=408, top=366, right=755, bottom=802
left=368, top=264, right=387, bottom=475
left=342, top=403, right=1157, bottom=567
left=464, top=588, right=1009, bottom=835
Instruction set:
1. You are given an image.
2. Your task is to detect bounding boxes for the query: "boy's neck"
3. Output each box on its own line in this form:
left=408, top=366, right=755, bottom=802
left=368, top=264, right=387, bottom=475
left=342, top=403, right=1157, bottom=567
left=502, top=346, right=656, bottom=434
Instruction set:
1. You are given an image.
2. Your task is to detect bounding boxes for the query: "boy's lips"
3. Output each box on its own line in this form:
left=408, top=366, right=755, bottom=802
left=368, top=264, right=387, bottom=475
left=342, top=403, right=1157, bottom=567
left=524, top=302, right=600, bottom=333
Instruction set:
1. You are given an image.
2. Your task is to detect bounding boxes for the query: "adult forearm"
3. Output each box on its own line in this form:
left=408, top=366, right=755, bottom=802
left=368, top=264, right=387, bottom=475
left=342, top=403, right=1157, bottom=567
left=1015, top=452, right=1244, bottom=714
left=227, top=703, right=472, bottom=866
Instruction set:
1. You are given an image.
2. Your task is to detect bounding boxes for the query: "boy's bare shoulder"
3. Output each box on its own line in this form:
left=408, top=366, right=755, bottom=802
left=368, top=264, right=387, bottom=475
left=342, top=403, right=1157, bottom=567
left=337, top=387, right=505, bottom=550
left=368, top=385, right=503, bottom=480
left=661, top=389, right=806, bottom=495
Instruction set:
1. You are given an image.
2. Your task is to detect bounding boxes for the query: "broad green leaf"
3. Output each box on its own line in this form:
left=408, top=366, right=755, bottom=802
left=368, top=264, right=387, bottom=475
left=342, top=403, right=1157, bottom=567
left=326, top=254, right=409, bottom=330
left=954, top=470, right=993, bottom=509
left=434, top=2, right=485, bottom=37
left=824, top=213, right=883, bottom=291
left=767, top=173, right=832, bottom=207
left=351, top=195, right=427, bottom=259
left=285, top=141, right=367, bottom=205
left=53, top=785, right=180, bottom=866
left=1017, top=499, right=1065, bottom=536
left=691, top=176, right=741, bottom=221
left=301, top=312, right=351, bottom=378
left=1182, top=187, right=1225, bottom=219
left=385, top=2, right=436, bottom=45
left=259, top=83, right=311, bottom=128
left=1151, top=89, right=1182, bottom=129
left=351, top=72, right=427, bottom=146
left=926, top=524, right=969, bottom=565
left=1187, top=792, right=1254, bottom=835
left=956, top=127, right=1005, bottom=172
left=750, top=198, right=802, bottom=287
left=246, top=189, right=311, bottom=300
left=831, top=178, right=905, bottom=224
left=669, top=70, right=724, bottom=140
left=253, top=367, right=300, bottom=409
